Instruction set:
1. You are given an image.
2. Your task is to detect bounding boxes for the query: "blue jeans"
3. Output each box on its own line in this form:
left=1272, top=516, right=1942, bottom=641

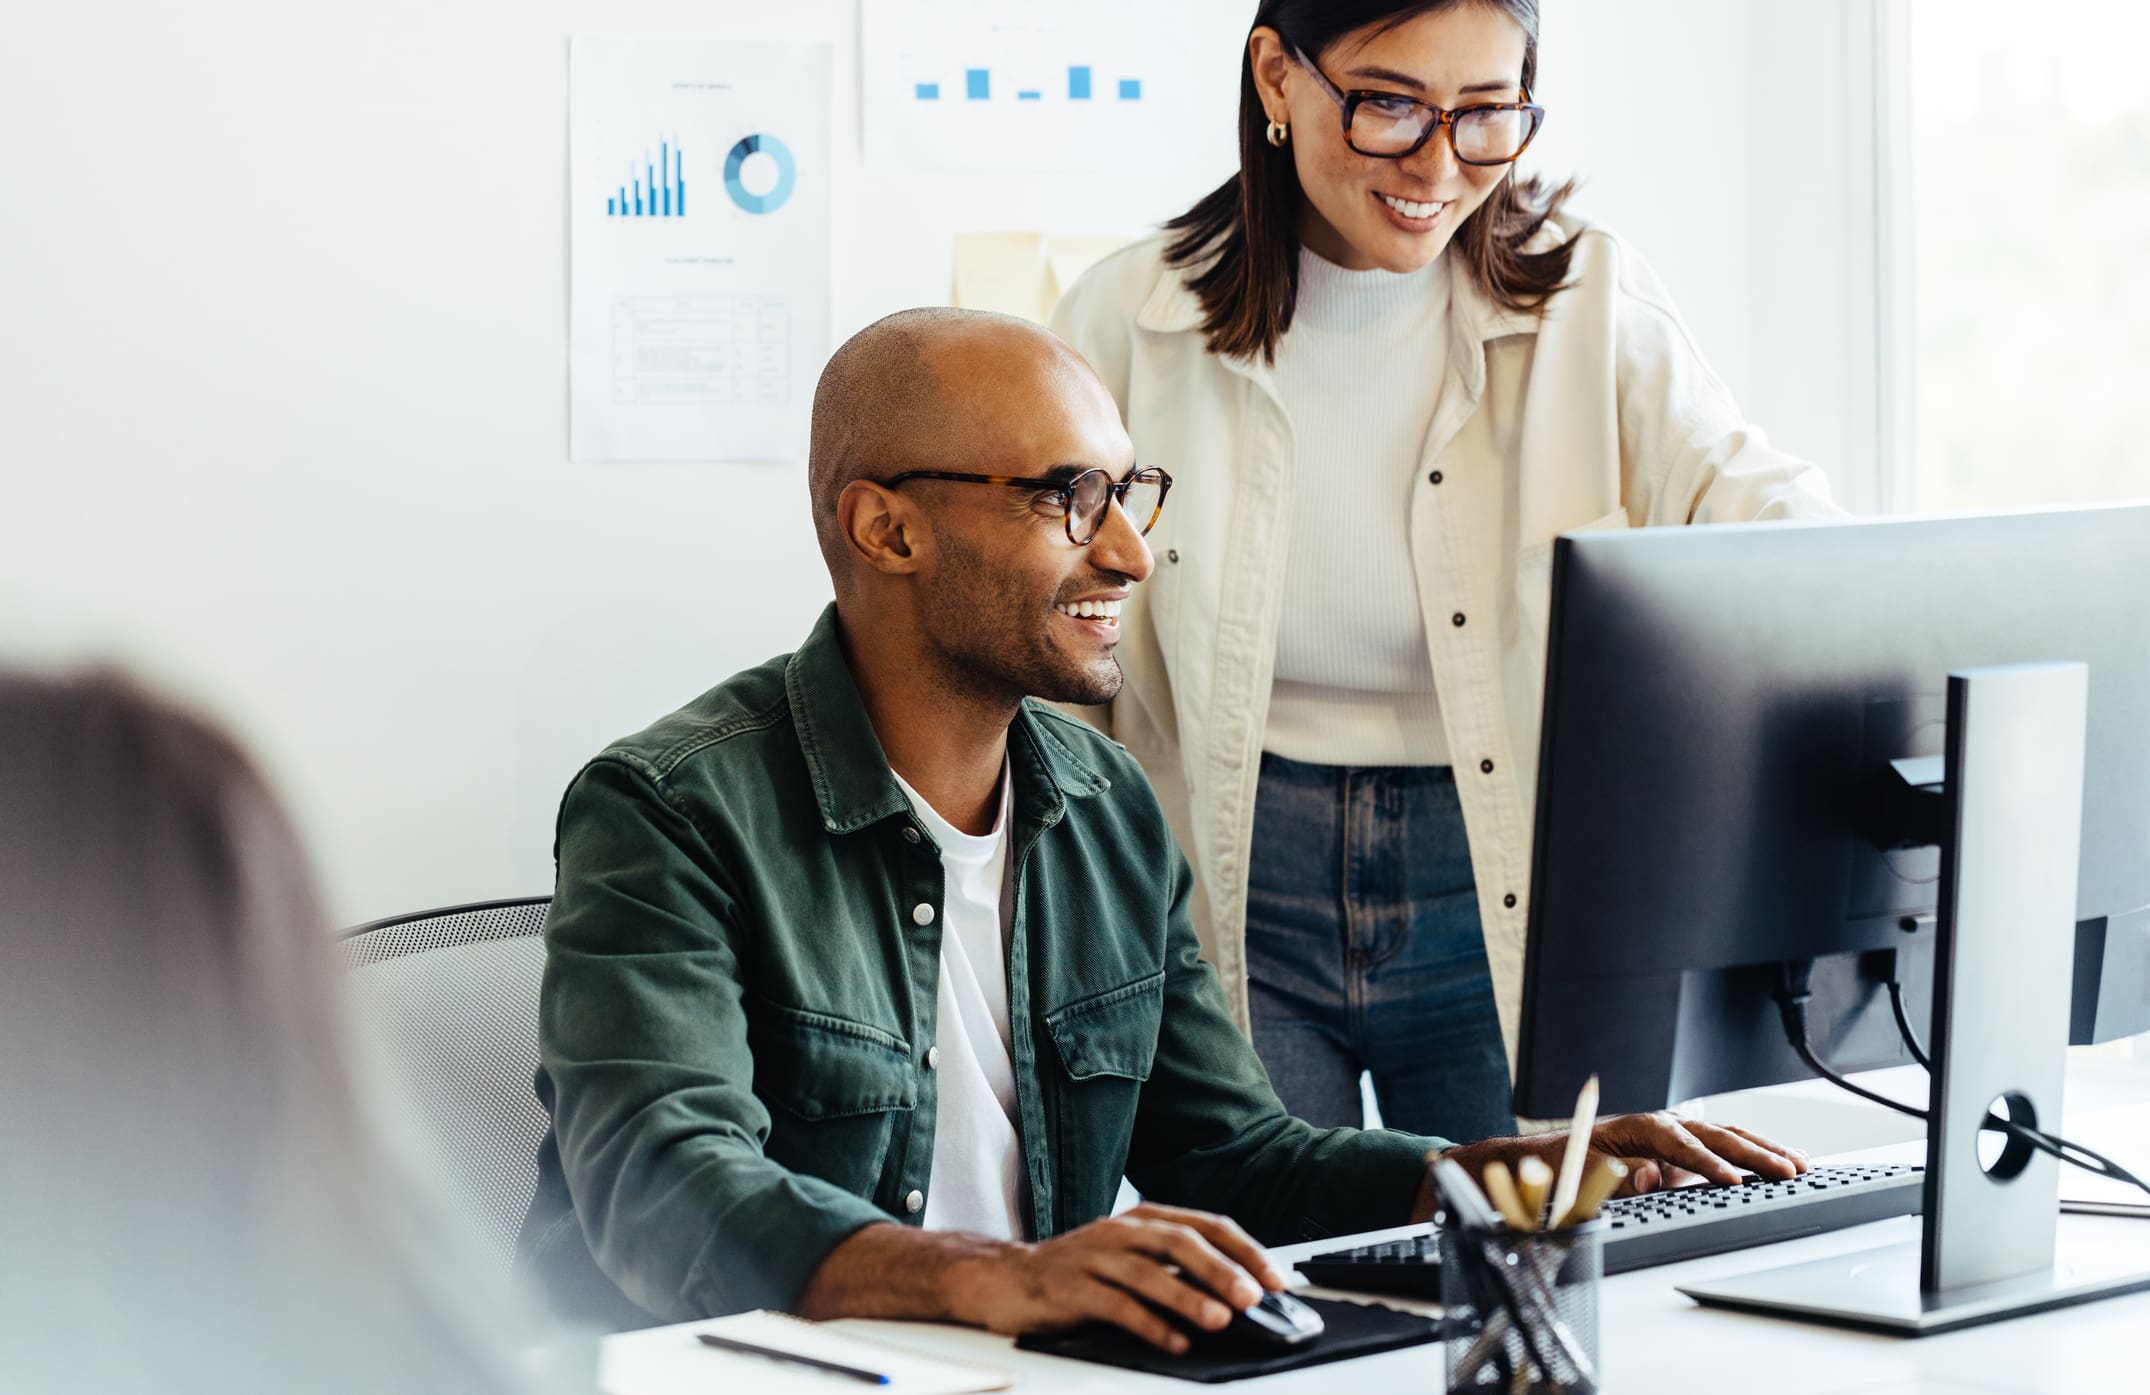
left=1245, top=752, right=1517, bottom=1143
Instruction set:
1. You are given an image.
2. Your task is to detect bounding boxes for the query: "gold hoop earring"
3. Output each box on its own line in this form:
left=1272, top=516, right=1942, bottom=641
left=1266, top=118, right=1289, bottom=148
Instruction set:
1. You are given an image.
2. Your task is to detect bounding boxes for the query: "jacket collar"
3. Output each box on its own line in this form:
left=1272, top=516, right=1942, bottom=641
left=1445, top=251, right=1543, bottom=399
left=784, top=603, right=1111, bottom=835
left=1134, top=262, right=1208, bottom=336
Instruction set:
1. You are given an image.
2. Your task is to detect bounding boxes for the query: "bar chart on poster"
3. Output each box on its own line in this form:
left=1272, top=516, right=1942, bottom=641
left=606, top=139, right=687, bottom=218
left=568, top=37, right=830, bottom=463
left=862, top=0, right=1203, bottom=172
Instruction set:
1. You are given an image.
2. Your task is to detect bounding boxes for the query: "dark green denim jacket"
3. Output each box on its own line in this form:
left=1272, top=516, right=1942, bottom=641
left=517, top=606, right=1447, bottom=1325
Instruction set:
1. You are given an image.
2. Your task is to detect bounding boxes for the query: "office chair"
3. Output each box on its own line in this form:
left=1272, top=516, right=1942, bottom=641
left=337, top=896, right=552, bottom=1264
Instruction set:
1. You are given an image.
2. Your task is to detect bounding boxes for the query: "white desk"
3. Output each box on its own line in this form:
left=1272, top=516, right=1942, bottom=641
left=602, top=1101, right=2149, bottom=1393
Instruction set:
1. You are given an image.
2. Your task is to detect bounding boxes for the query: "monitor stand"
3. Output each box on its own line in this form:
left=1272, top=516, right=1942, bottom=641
left=1679, top=662, right=2150, bottom=1335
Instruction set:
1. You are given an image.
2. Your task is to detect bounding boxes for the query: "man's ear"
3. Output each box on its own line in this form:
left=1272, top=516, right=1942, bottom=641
left=838, top=479, right=928, bottom=576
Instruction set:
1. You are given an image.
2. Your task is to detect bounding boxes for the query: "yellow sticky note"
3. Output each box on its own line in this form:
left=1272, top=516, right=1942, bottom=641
left=953, top=232, right=1140, bottom=325
left=953, top=232, right=1051, bottom=322
left=1044, top=234, right=1136, bottom=311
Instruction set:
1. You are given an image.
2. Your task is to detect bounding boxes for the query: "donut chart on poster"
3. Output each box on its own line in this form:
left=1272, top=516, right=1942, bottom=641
left=723, top=133, right=796, bottom=214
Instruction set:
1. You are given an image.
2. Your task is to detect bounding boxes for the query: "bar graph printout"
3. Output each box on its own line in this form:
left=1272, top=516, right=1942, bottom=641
left=569, top=37, right=831, bottom=462
left=863, top=0, right=1203, bottom=172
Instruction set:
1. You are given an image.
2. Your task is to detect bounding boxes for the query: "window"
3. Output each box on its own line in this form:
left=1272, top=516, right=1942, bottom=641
left=1904, top=3, right=2150, bottom=1088
left=1908, top=0, right=2150, bottom=512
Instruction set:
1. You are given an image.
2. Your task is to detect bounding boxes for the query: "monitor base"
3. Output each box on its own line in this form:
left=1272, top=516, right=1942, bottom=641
left=1678, top=1226, right=2150, bottom=1336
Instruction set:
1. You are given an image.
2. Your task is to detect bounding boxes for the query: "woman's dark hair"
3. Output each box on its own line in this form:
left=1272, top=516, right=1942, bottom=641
left=0, top=670, right=552, bottom=1394
left=1165, top=0, right=1577, bottom=361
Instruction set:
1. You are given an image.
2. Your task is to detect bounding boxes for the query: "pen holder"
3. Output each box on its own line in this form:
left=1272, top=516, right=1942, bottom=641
left=1438, top=1220, right=1603, bottom=1394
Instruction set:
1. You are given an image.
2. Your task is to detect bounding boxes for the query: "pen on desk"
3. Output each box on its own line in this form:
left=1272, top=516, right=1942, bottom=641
left=696, top=1331, right=892, bottom=1385
left=1547, top=1074, right=1599, bottom=1228
left=2062, top=1198, right=2150, bottom=1219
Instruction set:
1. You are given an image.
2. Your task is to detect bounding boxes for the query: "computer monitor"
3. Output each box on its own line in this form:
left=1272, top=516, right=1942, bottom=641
left=1515, top=505, right=2150, bottom=1120
left=1511, top=503, right=2150, bottom=1333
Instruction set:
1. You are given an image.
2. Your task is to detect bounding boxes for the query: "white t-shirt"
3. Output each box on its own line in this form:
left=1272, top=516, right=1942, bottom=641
left=891, top=759, right=1026, bottom=1241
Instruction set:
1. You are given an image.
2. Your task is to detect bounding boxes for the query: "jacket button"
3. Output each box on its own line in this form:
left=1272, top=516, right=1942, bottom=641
left=1428, top=470, right=1444, bottom=485
left=1167, top=548, right=1180, bottom=564
left=1452, top=612, right=1466, bottom=627
left=1480, top=759, right=1495, bottom=774
left=905, top=1189, right=925, bottom=1214
left=1504, top=892, right=1519, bottom=909
left=926, top=1046, right=941, bottom=1070
left=902, top=826, right=921, bottom=844
left=912, top=903, right=936, bottom=926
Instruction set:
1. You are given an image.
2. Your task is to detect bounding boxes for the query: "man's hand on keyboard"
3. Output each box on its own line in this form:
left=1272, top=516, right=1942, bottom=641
left=1584, top=1113, right=1812, bottom=1194
left=1422, top=1114, right=1812, bottom=1217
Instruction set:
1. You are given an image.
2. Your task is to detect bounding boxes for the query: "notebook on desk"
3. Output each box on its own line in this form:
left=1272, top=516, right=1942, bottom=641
left=601, top=1311, right=1012, bottom=1395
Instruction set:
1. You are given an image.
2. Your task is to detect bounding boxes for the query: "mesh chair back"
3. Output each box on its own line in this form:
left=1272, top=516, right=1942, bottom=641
left=338, top=897, right=551, bottom=1264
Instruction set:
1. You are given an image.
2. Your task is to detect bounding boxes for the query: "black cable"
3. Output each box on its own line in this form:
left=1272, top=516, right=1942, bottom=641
left=2014, top=1126, right=2150, bottom=1194
left=1774, top=963, right=1927, bottom=1121
left=1773, top=960, right=2150, bottom=1201
left=1882, top=974, right=1933, bottom=1071
left=1866, top=959, right=2149, bottom=1192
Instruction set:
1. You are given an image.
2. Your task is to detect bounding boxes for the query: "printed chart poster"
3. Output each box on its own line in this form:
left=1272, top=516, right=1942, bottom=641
left=570, top=37, right=831, bottom=463
left=862, top=0, right=1205, bottom=172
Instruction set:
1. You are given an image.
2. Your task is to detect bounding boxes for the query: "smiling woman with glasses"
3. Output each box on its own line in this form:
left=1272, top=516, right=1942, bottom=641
left=1288, top=40, right=1544, bottom=165
left=1050, top=0, right=1841, bottom=1148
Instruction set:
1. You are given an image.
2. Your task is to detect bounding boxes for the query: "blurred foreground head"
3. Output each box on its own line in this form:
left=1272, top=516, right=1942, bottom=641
left=0, top=670, right=554, bottom=1394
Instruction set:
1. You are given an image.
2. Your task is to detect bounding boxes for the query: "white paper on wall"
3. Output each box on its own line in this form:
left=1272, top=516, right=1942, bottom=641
left=569, top=36, right=832, bottom=463
left=863, top=0, right=1207, bottom=173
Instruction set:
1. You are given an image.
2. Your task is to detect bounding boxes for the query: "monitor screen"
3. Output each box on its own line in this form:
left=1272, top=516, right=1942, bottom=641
left=1513, top=505, right=2150, bottom=1117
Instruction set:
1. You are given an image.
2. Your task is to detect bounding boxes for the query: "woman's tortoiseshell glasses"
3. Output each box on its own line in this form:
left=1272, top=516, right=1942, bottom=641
left=1291, top=42, right=1544, bottom=164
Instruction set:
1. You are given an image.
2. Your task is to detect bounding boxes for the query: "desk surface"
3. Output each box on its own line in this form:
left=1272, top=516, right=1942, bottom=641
left=602, top=1103, right=2150, bottom=1393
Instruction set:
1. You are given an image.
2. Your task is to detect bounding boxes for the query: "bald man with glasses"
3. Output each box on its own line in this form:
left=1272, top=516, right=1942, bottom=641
left=516, top=308, right=1809, bottom=1351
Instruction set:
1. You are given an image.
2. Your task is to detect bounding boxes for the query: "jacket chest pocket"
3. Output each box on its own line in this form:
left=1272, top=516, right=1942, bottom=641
left=1043, top=972, right=1164, bottom=1228
left=753, top=1006, right=916, bottom=1200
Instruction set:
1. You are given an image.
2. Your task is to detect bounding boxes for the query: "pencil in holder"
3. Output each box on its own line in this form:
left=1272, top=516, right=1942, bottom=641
left=1438, top=1219, right=1604, bottom=1394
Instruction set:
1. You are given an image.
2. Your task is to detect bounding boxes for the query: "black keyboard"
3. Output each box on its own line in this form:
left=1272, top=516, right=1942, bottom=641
left=1295, top=1163, right=1924, bottom=1297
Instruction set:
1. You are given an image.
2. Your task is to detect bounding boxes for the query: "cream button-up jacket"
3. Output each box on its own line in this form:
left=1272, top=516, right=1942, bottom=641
left=1050, top=214, right=1842, bottom=1063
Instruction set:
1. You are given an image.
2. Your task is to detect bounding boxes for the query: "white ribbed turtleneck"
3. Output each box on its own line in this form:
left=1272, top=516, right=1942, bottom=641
left=1265, top=246, right=1453, bottom=767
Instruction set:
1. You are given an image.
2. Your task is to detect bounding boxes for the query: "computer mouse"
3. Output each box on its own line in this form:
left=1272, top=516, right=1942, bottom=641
left=1213, top=1288, right=1326, bottom=1350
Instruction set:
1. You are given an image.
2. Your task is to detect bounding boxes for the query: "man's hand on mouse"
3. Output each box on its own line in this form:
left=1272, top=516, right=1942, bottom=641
left=947, top=1202, right=1285, bottom=1354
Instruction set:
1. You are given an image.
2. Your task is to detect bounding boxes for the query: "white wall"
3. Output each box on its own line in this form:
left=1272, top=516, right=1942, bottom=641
left=1533, top=0, right=1891, bottom=513
left=0, top=1, right=1879, bottom=925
